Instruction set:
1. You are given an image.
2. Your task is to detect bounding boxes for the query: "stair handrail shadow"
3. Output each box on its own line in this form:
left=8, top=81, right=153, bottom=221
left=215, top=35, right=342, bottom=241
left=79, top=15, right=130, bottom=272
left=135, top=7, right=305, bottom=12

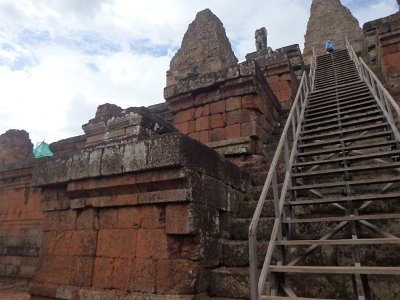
left=345, top=36, right=400, bottom=141
left=248, top=47, right=315, bottom=300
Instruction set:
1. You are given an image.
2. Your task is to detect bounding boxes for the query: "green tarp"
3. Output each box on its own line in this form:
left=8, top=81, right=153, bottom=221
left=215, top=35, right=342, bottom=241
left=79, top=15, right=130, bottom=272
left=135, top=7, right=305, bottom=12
left=33, top=141, right=53, bottom=159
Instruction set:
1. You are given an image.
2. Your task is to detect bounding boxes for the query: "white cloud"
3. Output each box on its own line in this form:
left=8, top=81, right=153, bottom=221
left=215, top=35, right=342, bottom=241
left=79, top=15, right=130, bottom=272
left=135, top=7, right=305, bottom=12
left=0, top=0, right=398, bottom=145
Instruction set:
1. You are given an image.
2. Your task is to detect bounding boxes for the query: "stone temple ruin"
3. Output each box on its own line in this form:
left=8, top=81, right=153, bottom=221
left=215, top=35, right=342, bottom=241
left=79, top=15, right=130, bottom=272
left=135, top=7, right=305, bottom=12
left=1, top=1, right=400, bottom=299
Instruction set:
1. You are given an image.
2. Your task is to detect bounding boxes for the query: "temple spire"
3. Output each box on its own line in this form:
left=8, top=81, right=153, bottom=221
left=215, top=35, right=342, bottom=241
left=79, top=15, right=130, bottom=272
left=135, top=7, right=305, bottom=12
left=303, top=0, right=363, bottom=63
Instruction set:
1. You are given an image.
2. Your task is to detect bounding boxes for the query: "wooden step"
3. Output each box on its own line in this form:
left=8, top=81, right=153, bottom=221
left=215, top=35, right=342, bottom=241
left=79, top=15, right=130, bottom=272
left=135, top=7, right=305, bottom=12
left=292, top=162, right=400, bottom=179
left=309, top=80, right=363, bottom=95
left=308, top=87, right=369, bottom=106
left=315, top=75, right=360, bottom=87
left=307, top=90, right=371, bottom=108
left=288, top=192, right=400, bottom=206
left=305, top=103, right=379, bottom=125
left=289, top=176, right=400, bottom=191
left=300, top=116, right=384, bottom=136
left=307, top=94, right=374, bottom=114
left=307, top=97, right=375, bottom=119
left=303, top=115, right=386, bottom=135
left=283, top=213, right=400, bottom=224
left=294, top=149, right=400, bottom=168
left=300, top=122, right=389, bottom=142
left=269, top=265, right=400, bottom=275
left=315, top=72, right=359, bottom=82
left=306, top=97, right=375, bottom=118
left=297, top=140, right=397, bottom=158
left=316, top=60, right=353, bottom=66
left=309, top=80, right=363, bottom=94
left=308, top=83, right=365, bottom=101
left=316, top=77, right=360, bottom=86
left=297, top=131, right=392, bottom=150
left=316, top=66, right=357, bottom=75
left=275, top=238, right=400, bottom=246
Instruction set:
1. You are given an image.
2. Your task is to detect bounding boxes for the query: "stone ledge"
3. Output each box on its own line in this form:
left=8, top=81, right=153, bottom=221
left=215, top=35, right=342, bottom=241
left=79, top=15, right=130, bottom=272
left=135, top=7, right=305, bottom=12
left=379, top=29, right=400, bottom=46
left=164, top=61, right=262, bottom=100
left=69, top=189, right=192, bottom=210
left=206, top=137, right=253, bottom=156
left=33, top=133, right=244, bottom=190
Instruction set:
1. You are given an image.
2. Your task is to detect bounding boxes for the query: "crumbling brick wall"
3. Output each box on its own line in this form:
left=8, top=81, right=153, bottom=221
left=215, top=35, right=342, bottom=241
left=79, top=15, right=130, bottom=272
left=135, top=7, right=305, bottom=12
left=363, top=12, right=400, bottom=102
left=30, top=112, right=246, bottom=299
left=165, top=60, right=281, bottom=158
left=0, top=130, right=43, bottom=279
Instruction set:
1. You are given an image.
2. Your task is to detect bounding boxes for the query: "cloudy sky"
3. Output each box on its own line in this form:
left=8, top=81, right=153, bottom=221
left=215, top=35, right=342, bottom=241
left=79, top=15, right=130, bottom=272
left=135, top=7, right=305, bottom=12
left=0, top=0, right=398, bottom=145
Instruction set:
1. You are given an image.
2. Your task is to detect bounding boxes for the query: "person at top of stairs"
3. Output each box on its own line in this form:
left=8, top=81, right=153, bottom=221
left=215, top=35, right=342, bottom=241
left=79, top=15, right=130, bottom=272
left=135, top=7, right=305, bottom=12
left=325, top=39, right=334, bottom=54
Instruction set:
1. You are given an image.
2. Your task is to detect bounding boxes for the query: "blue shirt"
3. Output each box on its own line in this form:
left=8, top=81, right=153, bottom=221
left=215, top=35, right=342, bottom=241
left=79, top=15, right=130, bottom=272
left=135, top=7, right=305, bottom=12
left=326, top=41, right=334, bottom=50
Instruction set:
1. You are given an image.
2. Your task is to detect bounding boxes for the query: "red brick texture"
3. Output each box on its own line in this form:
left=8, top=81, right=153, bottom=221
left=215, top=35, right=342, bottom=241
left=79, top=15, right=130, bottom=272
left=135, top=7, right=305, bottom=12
left=0, top=164, right=43, bottom=279
left=173, top=94, right=273, bottom=154
left=381, top=40, right=400, bottom=80
left=31, top=129, right=245, bottom=299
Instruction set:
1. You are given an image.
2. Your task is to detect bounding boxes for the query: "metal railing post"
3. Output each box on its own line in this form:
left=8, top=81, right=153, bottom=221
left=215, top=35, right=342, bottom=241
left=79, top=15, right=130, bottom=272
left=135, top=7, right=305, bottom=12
left=249, top=233, right=258, bottom=300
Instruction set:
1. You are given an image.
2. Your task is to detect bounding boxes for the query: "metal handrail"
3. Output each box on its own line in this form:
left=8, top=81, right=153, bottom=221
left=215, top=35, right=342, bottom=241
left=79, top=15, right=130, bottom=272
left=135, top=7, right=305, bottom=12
left=248, top=57, right=314, bottom=299
left=345, top=36, right=400, bottom=142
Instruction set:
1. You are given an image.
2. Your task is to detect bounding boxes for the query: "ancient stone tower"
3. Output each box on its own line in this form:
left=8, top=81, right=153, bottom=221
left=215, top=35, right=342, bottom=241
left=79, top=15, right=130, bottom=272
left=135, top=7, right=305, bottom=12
left=166, top=9, right=238, bottom=86
left=303, top=0, right=363, bottom=63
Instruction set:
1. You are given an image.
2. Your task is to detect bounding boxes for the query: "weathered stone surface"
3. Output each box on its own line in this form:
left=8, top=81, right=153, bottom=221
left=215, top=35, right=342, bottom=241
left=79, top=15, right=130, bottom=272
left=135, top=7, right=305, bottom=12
left=0, top=158, right=44, bottom=279
left=167, top=9, right=238, bottom=86
left=209, top=267, right=249, bottom=299
left=31, top=123, right=245, bottom=298
left=82, top=105, right=176, bottom=147
left=304, top=0, right=363, bottom=63
left=156, top=259, right=202, bottom=294
left=255, top=27, right=268, bottom=51
left=165, top=60, right=281, bottom=157
left=0, top=129, right=33, bottom=168
left=363, top=12, right=400, bottom=102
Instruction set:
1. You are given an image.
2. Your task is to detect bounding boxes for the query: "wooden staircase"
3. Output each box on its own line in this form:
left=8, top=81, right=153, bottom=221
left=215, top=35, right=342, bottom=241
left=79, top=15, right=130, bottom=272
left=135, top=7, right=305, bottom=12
left=250, top=44, right=400, bottom=300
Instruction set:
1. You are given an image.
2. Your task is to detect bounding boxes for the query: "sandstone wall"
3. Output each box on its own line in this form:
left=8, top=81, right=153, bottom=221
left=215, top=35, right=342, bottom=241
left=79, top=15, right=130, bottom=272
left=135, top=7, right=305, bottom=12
left=165, top=60, right=281, bottom=158
left=165, top=9, right=281, bottom=161
left=304, top=0, right=363, bottom=63
left=363, top=12, right=400, bottom=102
left=0, top=130, right=43, bottom=279
left=246, top=44, right=303, bottom=110
left=30, top=131, right=245, bottom=299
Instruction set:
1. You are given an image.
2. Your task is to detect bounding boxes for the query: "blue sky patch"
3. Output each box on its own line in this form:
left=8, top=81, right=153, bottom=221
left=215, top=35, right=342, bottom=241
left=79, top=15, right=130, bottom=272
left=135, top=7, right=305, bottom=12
left=18, top=29, right=51, bottom=45
left=54, top=32, right=122, bottom=56
left=86, top=62, right=99, bottom=72
left=10, top=56, right=36, bottom=71
left=129, top=39, right=173, bottom=57
left=1, top=43, right=14, bottom=51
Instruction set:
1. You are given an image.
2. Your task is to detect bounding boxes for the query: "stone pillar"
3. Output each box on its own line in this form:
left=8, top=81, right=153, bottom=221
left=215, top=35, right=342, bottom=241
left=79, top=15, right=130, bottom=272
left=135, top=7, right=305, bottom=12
left=255, top=27, right=268, bottom=51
